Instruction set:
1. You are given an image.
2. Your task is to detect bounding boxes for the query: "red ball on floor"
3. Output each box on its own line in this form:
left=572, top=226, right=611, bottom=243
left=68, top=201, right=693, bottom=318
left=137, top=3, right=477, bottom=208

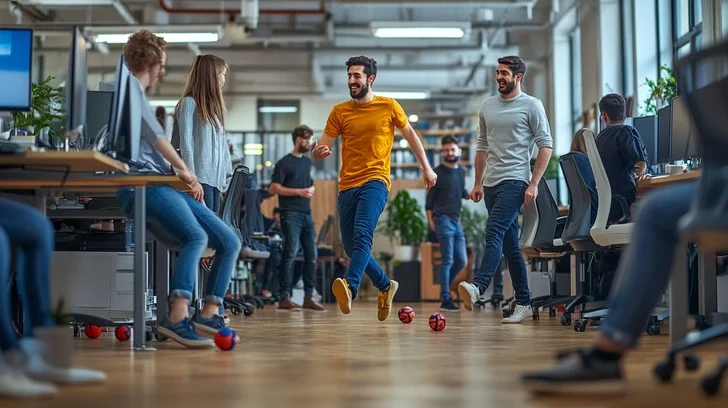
left=429, top=313, right=446, bottom=331
left=398, top=306, right=415, bottom=323
left=115, top=325, right=131, bottom=342
left=85, top=324, right=103, bottom=339
left=214, top=327, right=237, bottom=351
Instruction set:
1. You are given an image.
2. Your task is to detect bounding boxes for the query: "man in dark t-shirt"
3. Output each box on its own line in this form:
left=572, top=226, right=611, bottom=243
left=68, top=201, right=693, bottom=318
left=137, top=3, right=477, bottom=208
left=595, top=94, right=648, bottom=222
left=269, top=125, right=324, bottom=311
left=426, top=135, right=470, bottom=312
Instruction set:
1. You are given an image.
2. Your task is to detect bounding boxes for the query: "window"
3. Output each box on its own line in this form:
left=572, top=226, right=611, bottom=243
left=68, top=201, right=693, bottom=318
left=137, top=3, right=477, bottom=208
left=673, top=0, right=703, bottom=60
left=256, top=99, right=300, bottom=132
left=570, top=27, right=582, bottom=135
left=723, top=0, right=728, bottom=37
left=634, top=0, right=660, bottom=115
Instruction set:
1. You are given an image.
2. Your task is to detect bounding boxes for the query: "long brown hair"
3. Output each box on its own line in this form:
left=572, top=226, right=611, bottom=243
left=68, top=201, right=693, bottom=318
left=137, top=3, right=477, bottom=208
left=176, top=54, right=227, bottom=129
left=571, top=128, right=592, bottom=154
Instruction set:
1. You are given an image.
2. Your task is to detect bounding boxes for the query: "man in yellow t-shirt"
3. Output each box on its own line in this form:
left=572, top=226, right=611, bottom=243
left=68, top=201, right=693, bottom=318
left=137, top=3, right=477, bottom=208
left=312, top=56, right=437, bottom=321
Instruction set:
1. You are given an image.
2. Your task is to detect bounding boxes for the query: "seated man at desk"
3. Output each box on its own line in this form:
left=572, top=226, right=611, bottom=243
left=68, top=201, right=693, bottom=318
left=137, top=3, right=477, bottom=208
left=595, top=94, right=649, bottom=222
left=521, top=181, right=697, bottom=395
left=115, top=30, right=241, bottom=348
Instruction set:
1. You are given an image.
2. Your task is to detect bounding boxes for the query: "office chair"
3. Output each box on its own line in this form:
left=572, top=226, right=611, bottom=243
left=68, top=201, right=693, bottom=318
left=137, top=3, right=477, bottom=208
left=653, top=39, right=728, bottom=397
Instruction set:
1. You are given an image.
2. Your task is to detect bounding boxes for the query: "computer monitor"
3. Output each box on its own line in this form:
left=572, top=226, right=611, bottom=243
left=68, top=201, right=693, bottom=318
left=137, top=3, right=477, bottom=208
left=0, top=28, right=32, bottom=111
left=656, top=104, right=672, bottom=163
left=633, top=115, right=657, bottom=165
left=86, top=90, right=112, bottom=142
left=105, top=55, right=140, bottom=163
left=669, top=95, right=700, bottom=161
left=65, top=26, right=87, bottom=134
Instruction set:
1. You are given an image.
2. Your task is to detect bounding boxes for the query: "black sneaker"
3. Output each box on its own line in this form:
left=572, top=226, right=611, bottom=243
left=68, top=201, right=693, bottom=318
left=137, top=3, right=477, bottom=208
left=521, top=348, right=625, bottom=395
left=440, top=299, right=460, bottom=312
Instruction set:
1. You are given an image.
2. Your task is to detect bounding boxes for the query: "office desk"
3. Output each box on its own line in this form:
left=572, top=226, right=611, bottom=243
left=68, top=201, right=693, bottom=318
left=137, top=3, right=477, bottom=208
left=1, top=153, right=188, bottom=351
left=636, top=170, right=702, bottom=194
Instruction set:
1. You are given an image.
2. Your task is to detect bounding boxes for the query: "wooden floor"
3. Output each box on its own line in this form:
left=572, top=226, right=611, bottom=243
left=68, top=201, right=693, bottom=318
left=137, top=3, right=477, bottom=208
left=6, top=301, right=728, bottom=408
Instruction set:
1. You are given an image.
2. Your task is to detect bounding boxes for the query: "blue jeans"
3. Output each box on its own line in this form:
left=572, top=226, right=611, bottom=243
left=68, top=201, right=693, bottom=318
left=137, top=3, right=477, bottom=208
left=435, top=215, right=467, bottom=300
left=117, top=186, right=241, bottom=308
left=473, top=180, right=531, bottom=305
left=201, top=183, right=221, bottom=215
left=599, top=181, right=697, bottom=348
left=279, top=211, right=317, bottom=299
left=0, top=199, right=54, bottom=351
left=338, top=179, right=391, bottom=297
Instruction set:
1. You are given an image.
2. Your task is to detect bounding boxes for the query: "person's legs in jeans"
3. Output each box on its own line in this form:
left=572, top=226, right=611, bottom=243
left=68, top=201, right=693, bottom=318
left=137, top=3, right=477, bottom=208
left=200, top=184, right=221, bottom=215
left=435, top=216, right=456, bottom=301
left=117, top=186, right=212, bottom=347
left=521, top=182, right=697, bottom=394
left=0, top=227, right=16, bottom=352
left=333, top=180, right=396, bottom=319
left=0, top=199, right=54, bottom=336
left=301, top=214, right=323, bottom=309
left=459, top=180, right=528, bottom=311
left=278, top=211, right=304, bottom=308
left=262, top=248, right=281, bottom=297
left=502, top=216, right=530, bottom=305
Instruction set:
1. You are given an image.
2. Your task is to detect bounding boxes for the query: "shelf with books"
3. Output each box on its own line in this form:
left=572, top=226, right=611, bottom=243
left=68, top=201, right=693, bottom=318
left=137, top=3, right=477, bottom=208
left=390, top=128, right=476, bottom=180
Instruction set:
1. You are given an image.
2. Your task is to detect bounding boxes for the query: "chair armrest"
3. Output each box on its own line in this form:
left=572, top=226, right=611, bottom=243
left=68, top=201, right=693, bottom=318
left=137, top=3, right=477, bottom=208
left=612, top=194, right=632, bottom=224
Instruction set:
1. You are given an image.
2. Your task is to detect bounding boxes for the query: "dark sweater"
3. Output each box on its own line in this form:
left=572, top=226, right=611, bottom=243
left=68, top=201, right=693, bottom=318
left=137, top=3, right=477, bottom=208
left=595, top=124, right=648, bottom=204
left=270, top=153, right=313, bottom=213
left=425, top=164, right=469, bottom=219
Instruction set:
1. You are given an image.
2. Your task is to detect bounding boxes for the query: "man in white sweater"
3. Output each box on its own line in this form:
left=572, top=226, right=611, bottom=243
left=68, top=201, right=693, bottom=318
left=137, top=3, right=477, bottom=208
left=458, top=56, right=554, bottom=324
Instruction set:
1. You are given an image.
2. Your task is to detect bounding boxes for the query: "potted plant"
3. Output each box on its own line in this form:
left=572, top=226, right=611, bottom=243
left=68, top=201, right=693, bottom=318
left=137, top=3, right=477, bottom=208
left=11, top=75, right=66, bottom=145
left=33, top=298, right=73, bottom=369
left=641, top=65, right=678, bottom=115
left=377, top=190, right=427, bottom=261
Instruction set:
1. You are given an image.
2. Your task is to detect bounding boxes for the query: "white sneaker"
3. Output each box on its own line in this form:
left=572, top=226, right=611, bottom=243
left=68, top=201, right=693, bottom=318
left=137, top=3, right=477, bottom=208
left=457, top=282, right=479, bottom=311
left=502, top=304, right=532, bottom=324
left=0, top=370, right=57, bottom=398
left=6, top=340, right=107, bottom=385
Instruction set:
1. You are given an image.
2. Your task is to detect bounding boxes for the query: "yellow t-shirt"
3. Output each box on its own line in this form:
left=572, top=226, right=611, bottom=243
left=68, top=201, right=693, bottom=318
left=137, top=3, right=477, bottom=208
left=323, top=96, right=409, bottom=192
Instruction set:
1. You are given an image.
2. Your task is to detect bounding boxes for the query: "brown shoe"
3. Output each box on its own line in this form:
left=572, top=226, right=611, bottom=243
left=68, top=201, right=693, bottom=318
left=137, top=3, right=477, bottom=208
left=302, top=297, right=326, bottom=311
left=277, top=299, right=302, bottom=311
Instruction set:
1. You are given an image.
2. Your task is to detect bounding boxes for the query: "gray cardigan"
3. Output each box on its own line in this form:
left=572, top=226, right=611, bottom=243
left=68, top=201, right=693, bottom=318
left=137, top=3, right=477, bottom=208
left=172, top=96, right=232, bottom=192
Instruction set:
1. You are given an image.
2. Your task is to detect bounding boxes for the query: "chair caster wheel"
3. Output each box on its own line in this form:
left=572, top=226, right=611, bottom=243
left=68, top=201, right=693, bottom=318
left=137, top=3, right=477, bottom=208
left=647, top=323, right=661, bottom=336
left=145, top=329, right=153, bottom=343
left=701, top=371, right=723, bottom=396
left=574, top=319, right=587, bottom=332
left=684, top=354, right=700, bottom=372
left=654, top=359, right=675, bottom=383
left=73, top=324, right=81, bottom=338
left=231, top=307, right=242, bottom=316
left=243, top=308, right=253, bottom=317
left=560, top=314, right=571, bottom=326
left=549, top=308, right=556, bottom=317
left=532, top=311, right=540, bottom=320
left=503, top=309, right=512, bottom=318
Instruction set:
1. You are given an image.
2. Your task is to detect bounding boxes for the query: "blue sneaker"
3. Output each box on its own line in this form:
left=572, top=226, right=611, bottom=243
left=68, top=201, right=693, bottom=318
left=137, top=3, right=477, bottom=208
left=192, top=314, right=226, bottom=337
left=156, top=318, right=214, bottom=349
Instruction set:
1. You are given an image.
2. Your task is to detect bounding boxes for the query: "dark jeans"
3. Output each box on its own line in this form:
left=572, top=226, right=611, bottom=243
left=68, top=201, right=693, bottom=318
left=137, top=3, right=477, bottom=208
left=263, top=247, right=281, bottom=293
left=434, top=215, right=467, bottom=300
left=600, top=181, right=696, bottom=347
left=0, top=199, right=54, bottom=351
left=279, top=211, right=317, bottom=300
left=338, top=179, right=390, bottom=298
left=473, top=180, right=531, bottom=305
left=201, top=183, right=221, bottom=215
left=117, top=186, right=241, bottom=308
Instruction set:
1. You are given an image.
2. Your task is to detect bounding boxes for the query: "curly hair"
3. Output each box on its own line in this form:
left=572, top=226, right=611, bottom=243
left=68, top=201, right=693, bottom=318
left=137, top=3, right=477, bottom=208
left=123, top=30, right=167, bottom=74
left=497, top=55, right=526, bottom=78
left=346, top=55, right=377, bottom=78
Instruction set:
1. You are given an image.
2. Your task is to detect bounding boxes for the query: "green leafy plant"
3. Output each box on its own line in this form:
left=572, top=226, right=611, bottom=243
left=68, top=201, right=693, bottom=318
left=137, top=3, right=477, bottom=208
left=12, top=75, right=66, bottom=139
left=50, top=298, right=72, bottom=326
left=642, top=65, right=678, bottom=115
left=461, top=206, right=486, bottom=249
left=377, top=190, right=427, bottom=247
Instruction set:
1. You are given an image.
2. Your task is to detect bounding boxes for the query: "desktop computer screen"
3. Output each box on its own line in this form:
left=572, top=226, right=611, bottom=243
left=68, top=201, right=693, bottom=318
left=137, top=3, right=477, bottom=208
left=633, top=115, right=657, bottom=165
left=105, top=55, right=140, bottom=163
left=670, top=95, right=699, bottom=161
left=657, top=104, right=672, bottom=163
left=0, top=28, right=32, bottom=111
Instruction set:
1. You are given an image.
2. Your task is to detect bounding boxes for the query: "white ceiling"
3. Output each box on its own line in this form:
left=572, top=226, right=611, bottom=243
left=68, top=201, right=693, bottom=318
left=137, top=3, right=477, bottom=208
left=2, top=0, right=555, bottom=113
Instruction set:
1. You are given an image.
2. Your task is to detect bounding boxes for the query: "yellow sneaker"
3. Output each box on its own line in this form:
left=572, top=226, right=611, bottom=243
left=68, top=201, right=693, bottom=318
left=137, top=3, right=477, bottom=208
left=331, top=278, right=352, bottom=314
left=377, top=280, right=399, bottom=321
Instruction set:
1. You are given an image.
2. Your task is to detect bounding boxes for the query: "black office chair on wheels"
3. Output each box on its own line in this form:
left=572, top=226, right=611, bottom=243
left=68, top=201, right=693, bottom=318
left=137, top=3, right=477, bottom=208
left=653, top=38, right=728, bottom=397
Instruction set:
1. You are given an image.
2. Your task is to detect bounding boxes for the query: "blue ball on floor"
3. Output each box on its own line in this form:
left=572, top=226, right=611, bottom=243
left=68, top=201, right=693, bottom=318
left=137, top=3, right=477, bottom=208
left=214, top=327, right=237, bottom=351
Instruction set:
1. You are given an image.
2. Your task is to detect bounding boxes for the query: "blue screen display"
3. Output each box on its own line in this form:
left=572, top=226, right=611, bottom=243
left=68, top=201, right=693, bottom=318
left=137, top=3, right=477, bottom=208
left=0, top=29, right=32, bottom=110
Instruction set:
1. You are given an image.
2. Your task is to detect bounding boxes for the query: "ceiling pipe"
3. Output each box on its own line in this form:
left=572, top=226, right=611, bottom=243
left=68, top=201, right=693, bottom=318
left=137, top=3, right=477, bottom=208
left=158, top=0, right=327, bottom=21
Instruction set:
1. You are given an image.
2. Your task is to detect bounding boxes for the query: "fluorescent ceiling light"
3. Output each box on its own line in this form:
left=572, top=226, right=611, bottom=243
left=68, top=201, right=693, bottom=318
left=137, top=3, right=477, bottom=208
left=27, top=0, right=115, bottom=4
left=258, top=106, right=298, bottom=113
left=377, top=92, right=429, bottom=100
left=408, top=114, right=419, bottom=122
left=87, top=25, right=222, bottom=44
left=370, top=22, right=470, bottom=39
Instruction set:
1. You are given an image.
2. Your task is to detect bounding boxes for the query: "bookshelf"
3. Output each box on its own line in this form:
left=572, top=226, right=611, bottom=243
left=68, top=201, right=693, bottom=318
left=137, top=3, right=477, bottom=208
left=391, top=127, right=476, bottom=180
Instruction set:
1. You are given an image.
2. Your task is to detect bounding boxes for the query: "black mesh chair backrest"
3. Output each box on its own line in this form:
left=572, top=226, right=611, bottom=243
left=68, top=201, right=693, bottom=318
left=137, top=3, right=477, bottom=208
left=221, top=165, right=250, bottom=240
left=532, top=178, right=559, bottom=249
left=673, top=39, right=728, bottom=240
left=559, top=153, right=596, bottom=250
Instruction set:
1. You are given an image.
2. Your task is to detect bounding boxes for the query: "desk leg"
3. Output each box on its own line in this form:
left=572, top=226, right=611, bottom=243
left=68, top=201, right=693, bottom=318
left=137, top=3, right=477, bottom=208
left=670, top=244, right=688, bottom=345
left=698, top=249, right=717, bottom=324
left=133, top=186, right=152, bottom=351
left=35, top=189, right=46, bottom=216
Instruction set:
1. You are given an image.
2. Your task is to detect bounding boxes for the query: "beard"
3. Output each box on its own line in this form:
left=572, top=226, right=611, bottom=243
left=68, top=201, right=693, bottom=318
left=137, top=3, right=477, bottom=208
left=444, top=155, right=460, bottom=163
left=297, top=145, right=310, bottom=154
left=498, top=79, right=516, bottom=95
left=349, top=83, right=369, bottom=100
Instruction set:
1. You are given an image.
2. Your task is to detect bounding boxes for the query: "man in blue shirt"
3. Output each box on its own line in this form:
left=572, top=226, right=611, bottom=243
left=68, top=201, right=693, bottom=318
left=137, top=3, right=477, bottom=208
left=595, top=94, right=648, bottom=222
left=426, top=136, right=470, bottom=312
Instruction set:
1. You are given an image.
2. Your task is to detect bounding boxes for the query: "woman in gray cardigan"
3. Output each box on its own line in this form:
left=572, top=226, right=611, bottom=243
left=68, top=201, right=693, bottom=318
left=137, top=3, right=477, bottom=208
left=173, top=54, right=233, bottom=214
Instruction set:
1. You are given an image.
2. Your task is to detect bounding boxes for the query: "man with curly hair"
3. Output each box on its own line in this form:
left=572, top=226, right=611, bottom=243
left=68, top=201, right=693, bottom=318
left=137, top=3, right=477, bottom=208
left=312, top=55, right=437, bottom=321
